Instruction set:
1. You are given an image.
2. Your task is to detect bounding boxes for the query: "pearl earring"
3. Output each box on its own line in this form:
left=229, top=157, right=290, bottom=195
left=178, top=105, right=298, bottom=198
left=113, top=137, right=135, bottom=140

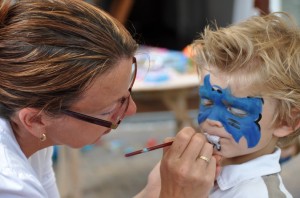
left=40, top=133, right=47, bottom=142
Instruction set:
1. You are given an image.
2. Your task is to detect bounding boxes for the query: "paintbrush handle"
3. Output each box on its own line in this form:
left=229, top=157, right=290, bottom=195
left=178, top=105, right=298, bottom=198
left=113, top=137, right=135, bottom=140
left=125, top=141, right=173, bottom=157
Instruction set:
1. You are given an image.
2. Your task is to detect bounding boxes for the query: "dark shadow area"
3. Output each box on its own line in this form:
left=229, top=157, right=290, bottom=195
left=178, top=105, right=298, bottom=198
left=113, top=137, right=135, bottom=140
left=126, top=0, right=234, bottom=50
left=90, top=0, right=234, bottom=50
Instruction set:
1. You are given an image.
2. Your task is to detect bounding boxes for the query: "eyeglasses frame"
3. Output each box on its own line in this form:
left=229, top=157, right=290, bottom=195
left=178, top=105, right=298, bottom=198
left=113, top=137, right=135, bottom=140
left=61, top=57, right=137, bottom=129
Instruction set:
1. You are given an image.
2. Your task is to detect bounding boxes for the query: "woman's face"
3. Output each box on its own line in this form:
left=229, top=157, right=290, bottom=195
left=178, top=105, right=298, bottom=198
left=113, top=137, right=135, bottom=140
left=46, top=58, right=137, bottom=148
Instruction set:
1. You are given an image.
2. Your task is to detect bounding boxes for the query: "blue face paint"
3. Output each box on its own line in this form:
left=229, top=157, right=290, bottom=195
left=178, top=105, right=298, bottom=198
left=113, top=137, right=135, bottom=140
left=198, top=75, right=263, bottom=148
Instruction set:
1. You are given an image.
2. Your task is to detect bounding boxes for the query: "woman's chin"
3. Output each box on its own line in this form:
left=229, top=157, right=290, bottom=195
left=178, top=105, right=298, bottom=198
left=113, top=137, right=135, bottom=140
left=92, top=133, right=106, bottom=144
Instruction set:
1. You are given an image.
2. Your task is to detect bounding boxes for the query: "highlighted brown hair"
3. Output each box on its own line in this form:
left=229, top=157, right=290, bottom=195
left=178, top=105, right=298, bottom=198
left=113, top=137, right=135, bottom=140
left=0, top=0, right=138, bottom=118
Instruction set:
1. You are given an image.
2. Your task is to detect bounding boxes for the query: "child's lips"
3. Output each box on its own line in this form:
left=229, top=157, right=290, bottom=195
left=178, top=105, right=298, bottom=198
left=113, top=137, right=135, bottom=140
left=204, top=133, right=221, bottom=151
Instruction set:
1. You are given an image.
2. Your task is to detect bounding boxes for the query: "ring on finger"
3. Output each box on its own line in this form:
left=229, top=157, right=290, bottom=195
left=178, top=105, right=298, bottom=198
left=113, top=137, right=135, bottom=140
left=199, top=155, right=210, bottom=163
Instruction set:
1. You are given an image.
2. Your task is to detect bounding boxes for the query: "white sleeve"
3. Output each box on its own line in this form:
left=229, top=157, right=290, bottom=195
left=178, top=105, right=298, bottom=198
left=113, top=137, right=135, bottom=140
left=29, top=147, right=60, bottom=198
left=40, top=147, right=60, bottom=198
left=0, top=169, right=48, bottom=198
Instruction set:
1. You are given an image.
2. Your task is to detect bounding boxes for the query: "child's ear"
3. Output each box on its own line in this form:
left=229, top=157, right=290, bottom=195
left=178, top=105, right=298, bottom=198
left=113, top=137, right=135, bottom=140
left=18, top=108, right=46, bottom=139
left=273, top=125, right=296, bottom=138
left=273, top=113, right=300, bottom=138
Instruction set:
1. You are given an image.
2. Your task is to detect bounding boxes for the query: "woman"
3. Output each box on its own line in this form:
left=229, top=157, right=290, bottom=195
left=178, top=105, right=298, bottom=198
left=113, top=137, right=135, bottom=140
left=0, top=0, right=217, bottom=197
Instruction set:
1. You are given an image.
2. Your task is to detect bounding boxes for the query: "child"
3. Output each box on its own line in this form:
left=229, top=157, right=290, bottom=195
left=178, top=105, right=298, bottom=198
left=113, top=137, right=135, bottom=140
left=192, top=12, right=300, bottom=197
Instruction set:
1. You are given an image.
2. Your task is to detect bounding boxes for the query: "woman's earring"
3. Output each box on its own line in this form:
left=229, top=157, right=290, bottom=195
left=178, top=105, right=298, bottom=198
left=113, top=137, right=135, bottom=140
left=40, top=133, right=47, bottom=142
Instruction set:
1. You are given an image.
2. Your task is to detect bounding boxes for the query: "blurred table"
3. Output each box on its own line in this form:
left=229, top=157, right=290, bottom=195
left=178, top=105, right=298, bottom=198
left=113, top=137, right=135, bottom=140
left=132, top=73, right=199, bottom=131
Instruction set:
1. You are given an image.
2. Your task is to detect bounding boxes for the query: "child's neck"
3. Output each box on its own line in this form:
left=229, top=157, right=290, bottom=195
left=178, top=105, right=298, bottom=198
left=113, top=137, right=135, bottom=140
left=221, top=136, right=278, bottom=166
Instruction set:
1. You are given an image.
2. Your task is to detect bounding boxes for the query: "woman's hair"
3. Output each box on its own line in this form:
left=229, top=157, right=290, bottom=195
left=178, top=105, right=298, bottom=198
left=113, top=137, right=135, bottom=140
left=192, top=12, right=300, bottom=146
left=0, top=0, right=138, bottom=119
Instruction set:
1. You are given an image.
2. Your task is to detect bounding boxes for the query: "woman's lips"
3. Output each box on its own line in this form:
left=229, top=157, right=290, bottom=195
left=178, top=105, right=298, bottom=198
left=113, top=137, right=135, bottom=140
left=103, top=129, right=111, bottom=135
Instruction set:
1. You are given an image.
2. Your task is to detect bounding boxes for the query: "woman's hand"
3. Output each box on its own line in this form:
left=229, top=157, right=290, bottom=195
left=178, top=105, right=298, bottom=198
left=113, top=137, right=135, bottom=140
left=159, top=127, right=216, bottom=198
left=134, top=161, right=162, bottom=198
left=214, top=154, right=223, bottom=180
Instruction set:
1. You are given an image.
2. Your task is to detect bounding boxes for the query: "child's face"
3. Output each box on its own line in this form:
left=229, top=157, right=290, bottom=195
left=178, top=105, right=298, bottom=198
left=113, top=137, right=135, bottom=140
left=198, top=70, right=278, bottom=159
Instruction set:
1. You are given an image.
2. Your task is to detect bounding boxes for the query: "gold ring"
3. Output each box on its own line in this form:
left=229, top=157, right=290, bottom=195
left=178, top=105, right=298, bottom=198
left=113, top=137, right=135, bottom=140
left=199, top=155, right=210, bottom=163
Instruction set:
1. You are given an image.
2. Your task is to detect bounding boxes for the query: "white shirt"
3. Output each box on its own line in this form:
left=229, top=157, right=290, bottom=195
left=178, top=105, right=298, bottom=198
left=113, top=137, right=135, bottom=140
left=210, top=148, right=292, bottom=198
left=0, top=118, right=60, bottom=198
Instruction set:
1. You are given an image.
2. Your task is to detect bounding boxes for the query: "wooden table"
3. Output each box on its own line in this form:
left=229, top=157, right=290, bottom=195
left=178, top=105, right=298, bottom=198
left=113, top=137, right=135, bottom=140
left=132, top=73, right=200, bottom=131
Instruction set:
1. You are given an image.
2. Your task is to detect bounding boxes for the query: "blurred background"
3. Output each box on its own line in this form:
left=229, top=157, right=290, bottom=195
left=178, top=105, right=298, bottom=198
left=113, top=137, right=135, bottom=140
left=88, top=0, right=300, bottom=50
left=54, top=0, right=300, bottom=197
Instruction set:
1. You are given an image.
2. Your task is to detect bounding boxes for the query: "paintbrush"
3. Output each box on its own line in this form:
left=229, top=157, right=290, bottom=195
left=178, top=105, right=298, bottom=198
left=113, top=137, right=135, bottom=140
left=125, top=141, right=173, bottom=157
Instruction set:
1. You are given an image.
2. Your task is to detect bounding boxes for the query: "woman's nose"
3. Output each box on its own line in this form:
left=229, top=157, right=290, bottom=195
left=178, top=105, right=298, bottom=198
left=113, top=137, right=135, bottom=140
left=206, top=119, right=223, bottom=128
left=125, top=96, right=137, bottom=116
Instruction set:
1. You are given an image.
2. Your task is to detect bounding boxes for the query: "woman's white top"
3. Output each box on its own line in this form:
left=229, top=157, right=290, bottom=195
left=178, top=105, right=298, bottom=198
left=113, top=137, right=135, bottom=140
left=0, top=118, right=60, bottom=197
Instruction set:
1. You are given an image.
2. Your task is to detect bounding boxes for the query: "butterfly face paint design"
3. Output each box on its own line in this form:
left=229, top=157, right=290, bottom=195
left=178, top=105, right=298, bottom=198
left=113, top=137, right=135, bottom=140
left=198, top=75, right=263, bottom=148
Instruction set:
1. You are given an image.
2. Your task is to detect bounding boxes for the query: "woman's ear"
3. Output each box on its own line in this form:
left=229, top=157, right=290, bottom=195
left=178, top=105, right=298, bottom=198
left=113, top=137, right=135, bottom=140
left=18, top=108, right=46, bottom=138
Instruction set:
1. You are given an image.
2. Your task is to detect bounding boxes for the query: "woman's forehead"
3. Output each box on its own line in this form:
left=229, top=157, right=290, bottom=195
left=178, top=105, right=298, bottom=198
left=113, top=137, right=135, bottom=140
left=72, top=58, right=133, bottom=111
left=88, top=59, right=132, bottom=95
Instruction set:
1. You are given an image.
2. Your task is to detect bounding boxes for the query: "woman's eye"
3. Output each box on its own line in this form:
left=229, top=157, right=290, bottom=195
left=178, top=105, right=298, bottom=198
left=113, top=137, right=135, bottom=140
left=100, top=110, right=114, bottom=116
left=99, top=106, right=116, bottom=116
left=201, top=98, right=213, bottom=107
left=120, top=97, right=126, bottom=104
left=98, top=97, right=126, bottom=117
left=227, top=107, right=247, bottom=117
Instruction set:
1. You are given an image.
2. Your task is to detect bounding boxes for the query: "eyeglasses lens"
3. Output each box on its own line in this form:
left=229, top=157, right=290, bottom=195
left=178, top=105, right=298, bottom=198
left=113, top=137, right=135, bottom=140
left=111, top=59, right=136, bottom=124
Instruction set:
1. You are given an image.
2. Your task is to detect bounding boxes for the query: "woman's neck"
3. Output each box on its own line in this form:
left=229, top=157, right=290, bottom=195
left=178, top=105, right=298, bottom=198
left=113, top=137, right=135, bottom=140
left=10, top=120, right=50, bottom=158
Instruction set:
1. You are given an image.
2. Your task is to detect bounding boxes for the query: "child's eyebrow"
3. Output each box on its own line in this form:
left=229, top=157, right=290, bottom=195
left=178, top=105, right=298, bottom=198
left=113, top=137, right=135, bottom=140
left=212, top=86, right=223, bottom=94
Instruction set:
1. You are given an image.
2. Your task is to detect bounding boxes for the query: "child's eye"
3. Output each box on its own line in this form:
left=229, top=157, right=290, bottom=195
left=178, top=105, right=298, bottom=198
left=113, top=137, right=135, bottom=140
left=201, top=98, right=213, bottom=107
left=227, top=107, right=247, bottom=117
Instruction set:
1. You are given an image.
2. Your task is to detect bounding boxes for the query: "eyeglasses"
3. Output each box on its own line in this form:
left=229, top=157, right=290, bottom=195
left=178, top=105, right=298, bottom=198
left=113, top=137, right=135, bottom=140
left=61, top=57, right=137, bottom=129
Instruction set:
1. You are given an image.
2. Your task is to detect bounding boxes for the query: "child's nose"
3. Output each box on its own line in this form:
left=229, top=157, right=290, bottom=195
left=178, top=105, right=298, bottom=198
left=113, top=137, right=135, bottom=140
left=206, top=119, right=223, bottom=128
